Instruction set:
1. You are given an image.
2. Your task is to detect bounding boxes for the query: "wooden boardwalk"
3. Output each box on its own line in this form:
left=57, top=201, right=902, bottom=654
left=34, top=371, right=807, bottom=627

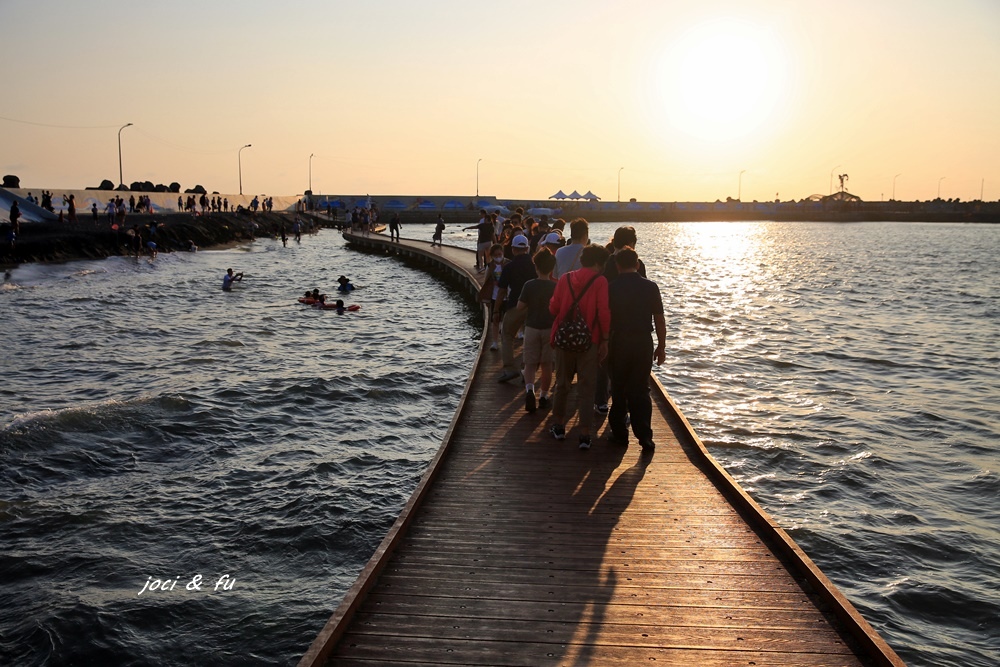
left=300, top=232, right=903, bottom=667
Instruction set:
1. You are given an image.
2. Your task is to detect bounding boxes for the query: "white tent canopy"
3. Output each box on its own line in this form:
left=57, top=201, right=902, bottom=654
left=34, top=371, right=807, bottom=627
left=568, top=190, right=582, bottom=200
left=583, top=191, right=600, bottom=201
left=549, top=190, right=567, bottom=200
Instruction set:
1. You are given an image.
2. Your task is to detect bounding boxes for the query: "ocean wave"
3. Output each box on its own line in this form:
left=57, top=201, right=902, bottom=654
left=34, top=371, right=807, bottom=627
left=2, top=395, right=192, bottom=435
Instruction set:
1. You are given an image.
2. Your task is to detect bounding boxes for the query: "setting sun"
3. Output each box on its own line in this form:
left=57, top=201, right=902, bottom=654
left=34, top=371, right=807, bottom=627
left=655, top=18, right=789, bottom=144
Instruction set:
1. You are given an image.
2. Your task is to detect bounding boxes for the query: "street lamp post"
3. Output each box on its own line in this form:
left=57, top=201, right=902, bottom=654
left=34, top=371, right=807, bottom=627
left=617, top=167, right=624, bottom=202
left=476, top=158, right=482, bottom=198
left=893, top=173, right=901, bottom=201
left=829, top=165, right=840, bottom=195
left=239, top=144, right=252, bottom=195
left=118, top=122, right=133, bottom=188
left=738, top=169, right=746, bottom=201
left=309, top=153, right=315, bottom=193
left=938, top=176, right=946, bottom=200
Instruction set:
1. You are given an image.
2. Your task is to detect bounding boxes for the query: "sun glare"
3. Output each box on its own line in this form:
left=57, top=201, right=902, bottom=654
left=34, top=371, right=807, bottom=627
left=655, top=19, right=788, bottom=144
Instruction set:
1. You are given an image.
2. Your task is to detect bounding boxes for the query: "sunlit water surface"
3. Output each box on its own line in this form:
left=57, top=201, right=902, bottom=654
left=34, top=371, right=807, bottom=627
left=2, top=221, right=998, bottom=666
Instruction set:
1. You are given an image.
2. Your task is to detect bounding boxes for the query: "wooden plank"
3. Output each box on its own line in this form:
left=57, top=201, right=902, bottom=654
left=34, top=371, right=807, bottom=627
left=380, top=562, right=808, bottom=593
left=330, top=634, right=863, bottom=666
left=346, top=612, right=856, bottom=654
left=360, top=593, right=834, bottom=628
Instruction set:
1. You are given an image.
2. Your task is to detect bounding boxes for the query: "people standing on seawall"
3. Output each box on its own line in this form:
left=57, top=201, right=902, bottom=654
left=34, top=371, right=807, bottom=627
left=222, top=268, right=244, bottom=291
left=91, top=202, right=99, bottom=224
left=495, top=235, right=537, bottom=383
left=547, top=244, right=611, bottom=450
left=9, top=200, right=20, bottom=236
left=67, top=194, right=77, bottom=224
left=554, top=218, right=589, bottom=278
left=431, top=214, right=445, bottom=247
left=607, top=247, right=665, bottom=451
left=130, top=224, right=143, bottom=257
left=116, top=198, right=127, bottom=228
left=389, top=212, right=401, bottom=242
left=464, top=209, right=495, bottom=272
left=517, top=247, right=558, bottom=413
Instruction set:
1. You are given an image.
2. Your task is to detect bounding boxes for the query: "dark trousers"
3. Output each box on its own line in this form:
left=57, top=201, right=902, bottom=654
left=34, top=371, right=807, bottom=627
left=608, top=334, right=654, bottom=441
left=594, top=360, right=610, bottom=406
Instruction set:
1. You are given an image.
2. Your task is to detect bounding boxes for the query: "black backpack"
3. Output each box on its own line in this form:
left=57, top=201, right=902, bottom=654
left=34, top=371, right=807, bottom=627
left=553, top=274, right=600, bottom=353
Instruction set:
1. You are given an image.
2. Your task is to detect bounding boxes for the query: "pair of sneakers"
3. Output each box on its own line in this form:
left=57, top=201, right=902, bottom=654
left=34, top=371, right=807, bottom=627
left=525, top=392, right=550, bottom=413
left=549, top=424, right=591, bottom=450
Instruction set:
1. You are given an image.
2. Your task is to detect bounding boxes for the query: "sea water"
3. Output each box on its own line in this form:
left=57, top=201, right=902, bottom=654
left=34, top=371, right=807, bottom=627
left=1, top=221, right=997, bottom=666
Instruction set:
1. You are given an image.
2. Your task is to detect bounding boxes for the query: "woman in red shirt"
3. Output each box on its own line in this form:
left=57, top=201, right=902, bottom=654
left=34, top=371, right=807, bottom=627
left=547, top=244, right=611, bottom=449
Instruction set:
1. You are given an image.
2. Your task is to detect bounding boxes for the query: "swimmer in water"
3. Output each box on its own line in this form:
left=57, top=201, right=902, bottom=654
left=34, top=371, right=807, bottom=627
left=222, top=268, right=244, bottom=291
left=337, top=275, right=355, bottom=292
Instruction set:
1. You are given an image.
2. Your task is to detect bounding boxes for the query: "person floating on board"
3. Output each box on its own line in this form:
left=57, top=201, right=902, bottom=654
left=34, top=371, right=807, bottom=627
left=337, top=275, right=355, bottom=292
left=222, top=268, right=244, bottom=291
left=312, top=295, right=359, bottom=312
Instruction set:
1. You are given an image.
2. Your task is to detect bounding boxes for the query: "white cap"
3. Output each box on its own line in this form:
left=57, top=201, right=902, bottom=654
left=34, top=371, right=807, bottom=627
left=511, top=235, right=530, bottom=248
left=542, top=232, right=563, bottom=246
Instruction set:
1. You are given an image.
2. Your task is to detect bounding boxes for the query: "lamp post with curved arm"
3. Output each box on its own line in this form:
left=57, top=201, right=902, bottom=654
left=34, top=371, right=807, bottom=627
left=476, top=158, right=482, bottom=198
left=938, top=176, right=946, bottom=200
left=309, top=153, right=315, bottom=193
left=118, top=123, right=133, bottom=188
left=893, top=173, right=901, bottom=201
left=829, top=165, right=840, bottom=195
left=239, top=144, right=252, bottom=195
left=617, top=167, right=624, bottom=202
left=738, top=169, right=746, bottom=202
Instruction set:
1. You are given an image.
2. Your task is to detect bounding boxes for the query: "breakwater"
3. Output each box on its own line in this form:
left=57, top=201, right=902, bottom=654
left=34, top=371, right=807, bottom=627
left=0, top=211, right=304, bottom=266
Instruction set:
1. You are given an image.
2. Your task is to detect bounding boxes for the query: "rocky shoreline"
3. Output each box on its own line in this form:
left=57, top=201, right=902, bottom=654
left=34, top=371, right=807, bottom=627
left=1, top=211, right=303, bottom=268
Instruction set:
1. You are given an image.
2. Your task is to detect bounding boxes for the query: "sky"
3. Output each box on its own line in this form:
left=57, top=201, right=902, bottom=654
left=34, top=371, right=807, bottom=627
left=2, top=0, right=998, bottom=203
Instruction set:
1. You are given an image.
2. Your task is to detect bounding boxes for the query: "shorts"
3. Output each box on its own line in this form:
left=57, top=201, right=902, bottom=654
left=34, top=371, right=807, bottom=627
left=477, top=241, right=492, bottom=253
left=523, top=326, right=554, bottom=366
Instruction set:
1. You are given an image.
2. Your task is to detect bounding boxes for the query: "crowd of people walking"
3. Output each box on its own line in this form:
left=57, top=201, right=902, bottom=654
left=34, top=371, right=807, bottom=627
left=437, top=209, right=667, bottom=452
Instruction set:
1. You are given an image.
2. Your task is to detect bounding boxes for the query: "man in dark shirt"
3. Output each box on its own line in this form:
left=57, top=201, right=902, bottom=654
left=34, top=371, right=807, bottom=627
left=495, top=235, right=537, bottom=382
left=607, top=248, right=666, bottom=450
left=464, top=210, right=495, bottom=271
left=596, top=225, right=647, bottom=412
left=602, top=225, right=647, bottom=281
